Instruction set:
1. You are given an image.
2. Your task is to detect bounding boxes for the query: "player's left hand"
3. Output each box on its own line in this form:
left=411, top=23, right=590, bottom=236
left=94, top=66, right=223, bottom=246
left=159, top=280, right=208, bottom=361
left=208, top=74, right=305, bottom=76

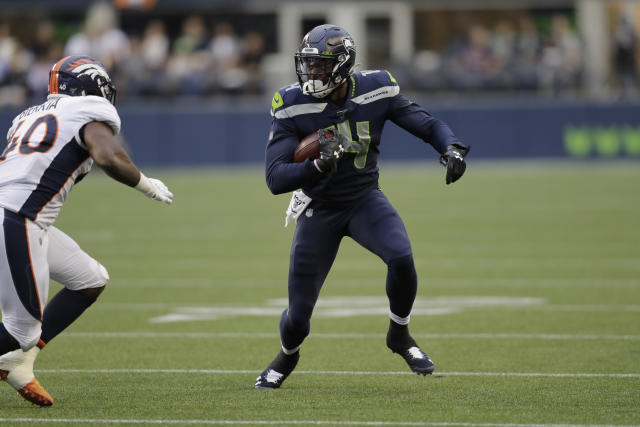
left=135, top=173, right=174, bottom=204
left=147, top=177, right=174, bottom=204
left=439, top=144, right=470, bottom=185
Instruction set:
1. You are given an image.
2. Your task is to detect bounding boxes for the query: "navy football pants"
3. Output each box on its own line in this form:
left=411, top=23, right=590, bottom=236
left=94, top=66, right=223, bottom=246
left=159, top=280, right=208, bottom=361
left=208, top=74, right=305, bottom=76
left=280, top=189, right=418, bottom=351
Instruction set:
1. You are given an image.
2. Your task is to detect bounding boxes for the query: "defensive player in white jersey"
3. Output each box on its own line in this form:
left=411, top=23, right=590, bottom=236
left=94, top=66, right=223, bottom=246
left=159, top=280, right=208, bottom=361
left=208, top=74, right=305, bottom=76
left=0, top=55, right=173, bottom=406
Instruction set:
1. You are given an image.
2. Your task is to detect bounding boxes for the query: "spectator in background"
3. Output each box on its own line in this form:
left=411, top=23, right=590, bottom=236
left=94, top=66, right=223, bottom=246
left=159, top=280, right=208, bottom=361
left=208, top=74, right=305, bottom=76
left=141, top=20, right=169, bottom=71
left=167, top=15, right=211, bottom=95
left=538, top=14, right=582, bottom=94
left=491, top=20, right=516, bottom=65
left=240, top=31, right=265, bottom=94
left=209, top=21, right=245, bottom=94
left=0, top=23, right=17, bottom=79
left=0, top=23, right=29, bottom=107
left=63, top=2, right=130, bottom=71
left=612, top=13, right=639, bottom=98
left=26, top=21, right=63, bottom=100
left=447, top=24, right=501, bottom=90
left=489, top=19, right=517, bottom=89
left=513, top=15, right=541, bottom=90
left=121, top=19, right=169, bottom=97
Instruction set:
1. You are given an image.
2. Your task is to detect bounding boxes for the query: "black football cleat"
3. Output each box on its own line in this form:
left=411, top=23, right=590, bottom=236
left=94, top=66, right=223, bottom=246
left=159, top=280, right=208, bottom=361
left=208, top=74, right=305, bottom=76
left=390, top=344, right=435, bottom=375
left=254, top=350, right=300, bottom=389
left=386, top=321, right=435, bottom=375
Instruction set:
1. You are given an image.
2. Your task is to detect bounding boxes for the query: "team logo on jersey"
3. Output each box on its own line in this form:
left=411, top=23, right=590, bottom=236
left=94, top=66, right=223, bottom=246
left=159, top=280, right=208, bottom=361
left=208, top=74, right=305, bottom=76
left=271, top=92, right=283, bottom=111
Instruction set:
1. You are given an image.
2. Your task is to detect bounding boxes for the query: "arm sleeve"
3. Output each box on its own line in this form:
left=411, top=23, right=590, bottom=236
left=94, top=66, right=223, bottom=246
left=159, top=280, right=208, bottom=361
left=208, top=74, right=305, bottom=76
left=264, top=117, right=324, bottom=195
left=388, top=93, right=465, bottom=155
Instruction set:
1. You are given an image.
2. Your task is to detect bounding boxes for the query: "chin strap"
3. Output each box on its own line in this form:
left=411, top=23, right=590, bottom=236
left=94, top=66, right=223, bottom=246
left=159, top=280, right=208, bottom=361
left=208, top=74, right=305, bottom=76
left=302, top=80, right=334, bottom=98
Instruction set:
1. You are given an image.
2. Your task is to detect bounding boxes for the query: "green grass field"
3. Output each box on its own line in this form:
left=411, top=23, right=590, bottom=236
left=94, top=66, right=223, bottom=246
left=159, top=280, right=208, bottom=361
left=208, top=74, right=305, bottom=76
left=1, top=162, right=639, bottom=426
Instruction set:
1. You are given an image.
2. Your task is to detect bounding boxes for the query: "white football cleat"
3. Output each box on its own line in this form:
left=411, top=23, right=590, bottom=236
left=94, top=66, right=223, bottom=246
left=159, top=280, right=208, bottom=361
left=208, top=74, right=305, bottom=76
left=0, top=347, right=53, bottom=406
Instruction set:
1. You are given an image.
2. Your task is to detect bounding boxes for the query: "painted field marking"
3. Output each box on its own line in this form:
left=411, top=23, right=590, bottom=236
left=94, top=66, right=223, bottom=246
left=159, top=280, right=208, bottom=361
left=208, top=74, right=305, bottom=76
left=110, top=277, right=640, bottom=289
left=0, top=419, right=638, bottom=427
left=34, top=369, right=640, bottom=378
left=60, top=331, right=640, bottom=341
left=0, top=419, right=638, bottom=426
left=147, top=296, right=546, bottom=322
left=89, top=297, right=640, bottom=321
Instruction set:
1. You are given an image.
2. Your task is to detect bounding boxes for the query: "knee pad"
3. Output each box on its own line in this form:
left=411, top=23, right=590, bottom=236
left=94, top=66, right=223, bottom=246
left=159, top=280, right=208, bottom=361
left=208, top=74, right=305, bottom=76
left=281, top=307, right=311, bottom=334
left=279, top=307, right=311, bottom=350
left=388, top=255, right=417, bottom=285
left=73, top=261, right=109, bottom=292
left=93, top=262, right=110, bottom=287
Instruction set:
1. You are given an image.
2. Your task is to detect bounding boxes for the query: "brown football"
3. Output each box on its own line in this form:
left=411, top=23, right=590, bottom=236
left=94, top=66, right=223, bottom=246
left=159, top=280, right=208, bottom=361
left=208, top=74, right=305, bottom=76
left=292, top=130, right=333, bottom=163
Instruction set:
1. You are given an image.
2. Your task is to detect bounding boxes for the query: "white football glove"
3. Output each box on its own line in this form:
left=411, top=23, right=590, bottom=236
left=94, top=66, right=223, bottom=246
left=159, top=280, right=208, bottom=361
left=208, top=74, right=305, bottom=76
left=135, top=173, right=173, bottom=204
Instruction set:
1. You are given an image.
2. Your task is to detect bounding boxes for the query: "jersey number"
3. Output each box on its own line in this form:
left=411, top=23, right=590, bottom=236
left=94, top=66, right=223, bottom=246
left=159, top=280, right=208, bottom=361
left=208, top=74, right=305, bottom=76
left=1, top=114, right=58, bottom=161
left=327, top=120, right=371, bottom=169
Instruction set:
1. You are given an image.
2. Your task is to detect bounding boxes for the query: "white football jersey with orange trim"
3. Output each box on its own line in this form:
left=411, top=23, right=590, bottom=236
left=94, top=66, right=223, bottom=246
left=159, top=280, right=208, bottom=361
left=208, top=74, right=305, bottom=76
left=0, top=95, right=120, bottom=228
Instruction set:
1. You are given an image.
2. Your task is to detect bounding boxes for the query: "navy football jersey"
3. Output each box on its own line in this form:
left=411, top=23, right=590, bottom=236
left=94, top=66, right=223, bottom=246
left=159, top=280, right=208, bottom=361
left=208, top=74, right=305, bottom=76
left=265, top=70, right=462, bottom=204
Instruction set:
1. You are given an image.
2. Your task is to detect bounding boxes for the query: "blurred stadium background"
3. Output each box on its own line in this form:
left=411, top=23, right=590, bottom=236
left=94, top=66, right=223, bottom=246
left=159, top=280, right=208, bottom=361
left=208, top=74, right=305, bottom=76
left=1, top=0, right=639, bottom=165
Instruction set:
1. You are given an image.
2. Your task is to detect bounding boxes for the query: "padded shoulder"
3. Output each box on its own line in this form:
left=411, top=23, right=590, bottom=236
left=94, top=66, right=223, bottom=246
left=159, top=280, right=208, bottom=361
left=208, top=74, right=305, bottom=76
left=61, top=95, right=121, bottom=135
left=352, top=70, right=399, bottom=93
left=271, top=83, right=304, bottom=114
left=350, top=70, right=401, bottom=105
left=270, top=83, right=327, bottom=119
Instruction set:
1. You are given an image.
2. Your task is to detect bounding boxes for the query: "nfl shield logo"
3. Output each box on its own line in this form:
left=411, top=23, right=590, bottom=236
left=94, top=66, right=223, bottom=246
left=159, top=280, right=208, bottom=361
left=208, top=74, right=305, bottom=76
left=305, top=209, right=313, bottom=217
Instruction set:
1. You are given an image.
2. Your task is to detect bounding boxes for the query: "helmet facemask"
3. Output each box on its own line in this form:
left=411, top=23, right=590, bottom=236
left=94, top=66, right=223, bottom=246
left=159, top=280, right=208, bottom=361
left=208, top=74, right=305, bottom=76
left=296, top=54, right=339, bottom=98
left=295, top=27, right=356, bottom=99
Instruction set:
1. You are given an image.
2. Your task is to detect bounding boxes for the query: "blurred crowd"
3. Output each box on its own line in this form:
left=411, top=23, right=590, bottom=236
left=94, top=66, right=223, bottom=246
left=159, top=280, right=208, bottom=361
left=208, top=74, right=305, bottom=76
left=0, top=2, right=266, bottom=107
left=1, top=2, right=639, bottom=107
left=399, top=14, right=586, bottom=95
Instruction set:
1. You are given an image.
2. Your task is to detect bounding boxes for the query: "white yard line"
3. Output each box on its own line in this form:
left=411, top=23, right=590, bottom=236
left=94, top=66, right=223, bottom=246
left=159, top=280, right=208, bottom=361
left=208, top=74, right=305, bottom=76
left=60, top=331, right=640, bottom=340
left=93, top=302, right=640, bottom=313
left=0, top=419, right=637, bottom=426
left=110, top=277, right=640, bottom=289
left=34, top=369, right=640, bottom=378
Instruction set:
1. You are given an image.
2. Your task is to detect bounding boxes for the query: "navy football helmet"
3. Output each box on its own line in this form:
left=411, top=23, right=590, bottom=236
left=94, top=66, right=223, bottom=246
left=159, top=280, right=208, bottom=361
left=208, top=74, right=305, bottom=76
left=48, top=55, right=116, bottom=105
left=295, top=24, right=356, bottom=98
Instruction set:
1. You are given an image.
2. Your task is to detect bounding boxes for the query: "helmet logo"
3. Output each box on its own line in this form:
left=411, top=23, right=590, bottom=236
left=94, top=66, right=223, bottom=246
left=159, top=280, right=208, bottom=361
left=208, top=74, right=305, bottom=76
left=65, top=58, right=93, bottom=71
left=74, top=63, right=110, bottom=82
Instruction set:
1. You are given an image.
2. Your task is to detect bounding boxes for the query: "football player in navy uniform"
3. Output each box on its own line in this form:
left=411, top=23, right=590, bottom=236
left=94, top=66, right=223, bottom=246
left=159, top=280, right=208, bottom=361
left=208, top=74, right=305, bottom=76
left=0, top=56, right=173, bottom=406
left=255, top=25, right=470, bottom=389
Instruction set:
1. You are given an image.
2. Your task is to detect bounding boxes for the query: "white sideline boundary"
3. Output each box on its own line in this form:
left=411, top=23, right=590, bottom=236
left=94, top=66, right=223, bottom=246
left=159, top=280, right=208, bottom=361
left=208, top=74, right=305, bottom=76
left=60, top=331, right=640, bottom=340
left=0, top=419, right=637, bottom=426
left=34, top=369, right=640, bottom=378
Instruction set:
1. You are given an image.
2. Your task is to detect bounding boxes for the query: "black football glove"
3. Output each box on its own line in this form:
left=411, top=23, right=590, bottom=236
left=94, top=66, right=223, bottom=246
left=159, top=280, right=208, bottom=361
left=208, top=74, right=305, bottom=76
left=316, top=129, right=345, bottom=173
left=439, top=143, right=470, bottom=185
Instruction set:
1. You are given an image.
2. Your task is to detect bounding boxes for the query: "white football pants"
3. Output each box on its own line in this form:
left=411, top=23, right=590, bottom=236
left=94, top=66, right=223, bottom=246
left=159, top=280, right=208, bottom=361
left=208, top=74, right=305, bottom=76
left=0, top=209, right=109, bottom=350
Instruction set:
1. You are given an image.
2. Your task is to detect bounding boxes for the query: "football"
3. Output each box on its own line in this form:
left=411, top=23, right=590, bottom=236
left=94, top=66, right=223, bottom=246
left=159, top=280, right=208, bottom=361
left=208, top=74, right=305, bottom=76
left=292, top=130, right=333, bottom=163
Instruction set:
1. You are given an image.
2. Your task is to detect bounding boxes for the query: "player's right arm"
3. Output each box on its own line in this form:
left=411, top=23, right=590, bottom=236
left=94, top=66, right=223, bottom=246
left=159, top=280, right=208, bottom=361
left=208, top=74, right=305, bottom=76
left=264, top=90, right=326, bottom=195
left=265, top=119, right=325, bottom=195
left=83, top=121, right=173, bottom=204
